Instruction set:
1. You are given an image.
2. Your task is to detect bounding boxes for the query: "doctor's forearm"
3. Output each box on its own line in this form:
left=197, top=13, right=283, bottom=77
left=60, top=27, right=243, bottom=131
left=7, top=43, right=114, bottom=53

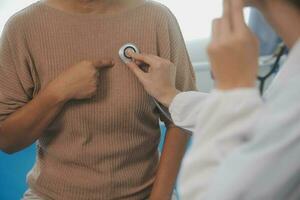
left=150, top=127, right=190, bottom=200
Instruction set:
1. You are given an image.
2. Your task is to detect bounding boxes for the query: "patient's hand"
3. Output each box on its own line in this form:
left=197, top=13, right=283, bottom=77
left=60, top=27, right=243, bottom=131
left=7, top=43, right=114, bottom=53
left=47, top=59, right=114, bottom=101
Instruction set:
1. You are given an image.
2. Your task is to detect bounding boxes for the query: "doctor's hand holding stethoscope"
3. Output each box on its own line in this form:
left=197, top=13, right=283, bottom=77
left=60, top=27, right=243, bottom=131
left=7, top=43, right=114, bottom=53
left=125, top=0, right=300, bottom=199
left=126, top=0, right=259, bottom=108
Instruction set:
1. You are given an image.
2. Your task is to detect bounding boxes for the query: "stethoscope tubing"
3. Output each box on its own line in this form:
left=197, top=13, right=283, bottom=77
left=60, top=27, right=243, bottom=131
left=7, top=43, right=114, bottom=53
left=119, top=43, right=193, bottom=136
left=152, top=97, right=193, bottom=136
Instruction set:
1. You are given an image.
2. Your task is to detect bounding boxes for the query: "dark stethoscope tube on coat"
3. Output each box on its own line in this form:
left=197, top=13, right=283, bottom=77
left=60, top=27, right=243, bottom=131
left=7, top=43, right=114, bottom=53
left=209, top=42, right=287, bottom=95
left=257, top=42, right=287, bottom=94
left=119, top=43, right=193, bottom=135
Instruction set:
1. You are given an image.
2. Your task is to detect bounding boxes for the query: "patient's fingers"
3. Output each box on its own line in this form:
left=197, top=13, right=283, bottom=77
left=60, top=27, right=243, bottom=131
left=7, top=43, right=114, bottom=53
left=93, top=59, right=115, bottom=69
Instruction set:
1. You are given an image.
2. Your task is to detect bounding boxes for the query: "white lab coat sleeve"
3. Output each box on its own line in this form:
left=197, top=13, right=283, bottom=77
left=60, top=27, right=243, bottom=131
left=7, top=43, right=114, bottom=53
left=169, top=91, right=209, bottom=133
left=206, top=78, right=300, bottom=200
left=176, top=88, right=263, bottom=200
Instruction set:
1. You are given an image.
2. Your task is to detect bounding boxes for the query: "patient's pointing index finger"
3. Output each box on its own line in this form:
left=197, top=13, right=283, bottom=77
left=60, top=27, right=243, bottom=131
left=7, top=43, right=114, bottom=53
left=93, top=59, right=115, bottom=69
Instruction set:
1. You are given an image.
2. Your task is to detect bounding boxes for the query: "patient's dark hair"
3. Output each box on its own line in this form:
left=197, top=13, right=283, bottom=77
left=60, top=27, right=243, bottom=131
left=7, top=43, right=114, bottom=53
left=287, top=0, right=300, bottom=8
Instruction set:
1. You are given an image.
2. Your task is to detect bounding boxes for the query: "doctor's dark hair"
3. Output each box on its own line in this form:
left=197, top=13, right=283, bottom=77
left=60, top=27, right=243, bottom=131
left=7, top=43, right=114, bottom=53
left=287, top=0, right=300, bottom=8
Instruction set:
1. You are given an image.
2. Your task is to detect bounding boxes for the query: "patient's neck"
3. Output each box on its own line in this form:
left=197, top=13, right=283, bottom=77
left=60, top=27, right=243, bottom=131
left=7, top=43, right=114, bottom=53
left=43, top=0, right=145, bottom=14
left=259, top=2, right=300, bottom=49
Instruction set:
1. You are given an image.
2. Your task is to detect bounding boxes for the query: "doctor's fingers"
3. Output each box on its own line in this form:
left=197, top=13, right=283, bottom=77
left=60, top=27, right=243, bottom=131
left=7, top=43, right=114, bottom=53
left=127, top=52, right=158, bottom=66
left=211, top=18, right=223, bottom=42
left=229, top=0, right=248, bottom=33
left=222, top=0, right=232, bottom=35
left=128, top=52, right=167, bottom=68
left=211, top=17, right=235, bottom=44
left=126, top=61, right=147, bottom=81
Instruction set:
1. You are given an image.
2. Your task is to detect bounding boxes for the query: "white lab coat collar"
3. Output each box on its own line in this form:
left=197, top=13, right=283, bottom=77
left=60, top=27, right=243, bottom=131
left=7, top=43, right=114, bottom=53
left=281, top=39, right=300, bottom=77
left=265, top=39, right=300, bottom=97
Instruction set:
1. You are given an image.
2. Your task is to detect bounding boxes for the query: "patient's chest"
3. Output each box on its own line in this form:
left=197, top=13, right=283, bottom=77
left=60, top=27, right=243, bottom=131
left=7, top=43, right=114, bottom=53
left=31, top=20, right=159, bottom=127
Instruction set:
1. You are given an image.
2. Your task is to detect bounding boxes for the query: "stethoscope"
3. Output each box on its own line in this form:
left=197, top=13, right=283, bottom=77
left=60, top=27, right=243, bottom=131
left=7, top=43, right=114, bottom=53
left=257, top=42, right=287, bottom=95
left=209, top=42, right=287, bottom=95
left=119, top=43, right=193, bottom=135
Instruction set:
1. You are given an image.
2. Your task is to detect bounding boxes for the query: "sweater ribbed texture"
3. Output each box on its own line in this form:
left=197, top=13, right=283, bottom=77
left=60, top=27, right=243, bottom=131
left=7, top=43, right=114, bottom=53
left=0, top=1, right=196, bottom=199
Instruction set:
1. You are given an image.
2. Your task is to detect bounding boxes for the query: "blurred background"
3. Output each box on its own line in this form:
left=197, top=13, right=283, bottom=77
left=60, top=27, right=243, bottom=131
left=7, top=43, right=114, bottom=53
left=0, top=0, right=281, bottom=199
left=0, top=0, right=251, bottom=91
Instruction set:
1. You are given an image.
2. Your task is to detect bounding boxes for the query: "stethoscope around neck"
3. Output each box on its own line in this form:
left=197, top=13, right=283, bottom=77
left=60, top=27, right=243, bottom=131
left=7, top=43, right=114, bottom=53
left=257, top=42, right=287, bottom=95
left=119, top=43, right=193, bottom=135
left=209, top=42, right=287, bottom=95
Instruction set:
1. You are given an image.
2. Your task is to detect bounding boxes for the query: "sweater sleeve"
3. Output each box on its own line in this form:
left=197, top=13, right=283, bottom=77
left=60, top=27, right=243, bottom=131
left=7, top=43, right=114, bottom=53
left=0, top=20, right=38, bottom=124
left=157, top=7, right=196, bottom=92
left=156, top=6, right=197, bottom=127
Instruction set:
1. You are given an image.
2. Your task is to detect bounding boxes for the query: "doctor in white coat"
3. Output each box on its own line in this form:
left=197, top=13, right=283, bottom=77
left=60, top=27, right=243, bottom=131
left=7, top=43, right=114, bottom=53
left=125, top=0, right=300, bottom=199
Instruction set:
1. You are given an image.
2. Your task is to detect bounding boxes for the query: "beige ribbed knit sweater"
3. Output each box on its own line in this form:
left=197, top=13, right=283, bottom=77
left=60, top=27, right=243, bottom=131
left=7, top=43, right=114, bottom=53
left=0, top=1, right=196, bottom=199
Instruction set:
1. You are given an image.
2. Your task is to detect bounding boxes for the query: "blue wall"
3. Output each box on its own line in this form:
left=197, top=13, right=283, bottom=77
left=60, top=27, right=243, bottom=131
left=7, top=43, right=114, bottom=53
left=0, top=145, right=36, bottom=200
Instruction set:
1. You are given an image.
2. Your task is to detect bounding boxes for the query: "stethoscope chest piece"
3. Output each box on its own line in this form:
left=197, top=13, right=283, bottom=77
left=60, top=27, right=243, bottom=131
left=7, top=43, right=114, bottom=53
left=119, top=43, right=140, bottom=63
left=118, top=43, right=192, bottom=136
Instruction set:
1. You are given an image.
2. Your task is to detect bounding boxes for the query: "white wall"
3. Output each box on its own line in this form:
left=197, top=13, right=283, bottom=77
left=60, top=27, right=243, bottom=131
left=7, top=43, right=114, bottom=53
left=0, top=0, right=38, bottom=35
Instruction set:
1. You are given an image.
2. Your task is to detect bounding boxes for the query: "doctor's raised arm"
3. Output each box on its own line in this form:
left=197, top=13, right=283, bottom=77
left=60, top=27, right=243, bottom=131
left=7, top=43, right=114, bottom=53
left=126, top=0, right=300, bottom=199
left=126, top=0, right=259, bottom=139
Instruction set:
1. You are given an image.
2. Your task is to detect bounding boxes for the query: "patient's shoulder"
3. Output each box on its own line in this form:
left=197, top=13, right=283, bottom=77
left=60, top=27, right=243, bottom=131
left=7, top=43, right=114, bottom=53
left=3, top=2, right=44, bottom=36
left=145, top=0, right=170, bottom=10
left=143, top=0, right=176, bottom=21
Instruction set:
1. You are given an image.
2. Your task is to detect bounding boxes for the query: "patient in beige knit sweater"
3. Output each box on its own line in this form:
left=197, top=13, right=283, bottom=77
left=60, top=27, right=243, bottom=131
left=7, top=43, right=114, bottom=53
left=0, top=0, right=196, bottom=199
